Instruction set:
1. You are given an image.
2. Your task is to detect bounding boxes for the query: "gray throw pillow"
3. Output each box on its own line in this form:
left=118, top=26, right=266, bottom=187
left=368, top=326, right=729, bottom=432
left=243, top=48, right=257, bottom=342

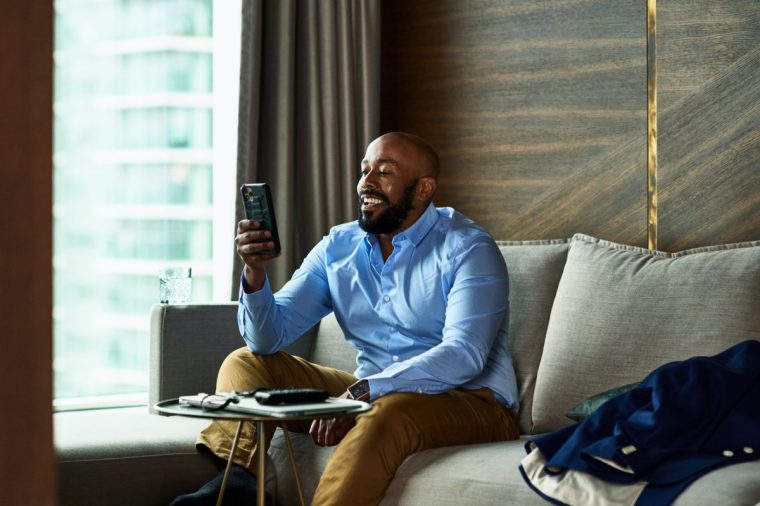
left=531, top=233, right=760, bottom=434
left=496, top=239, right=569, bottom=434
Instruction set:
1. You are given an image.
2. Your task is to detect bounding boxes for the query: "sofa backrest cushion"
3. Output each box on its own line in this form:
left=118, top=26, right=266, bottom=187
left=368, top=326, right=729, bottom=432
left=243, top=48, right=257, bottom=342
left=497, top=239, right=570, bottom=433
left=310, top=312, right=359, bottom=374
left=531, top=233, right=760, bottom=433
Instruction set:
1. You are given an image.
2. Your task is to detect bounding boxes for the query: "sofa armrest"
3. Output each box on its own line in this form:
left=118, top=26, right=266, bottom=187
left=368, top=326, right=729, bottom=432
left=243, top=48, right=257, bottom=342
left=149, top=303, right=241, bottom=411
left=148, top=302, right=249, bottom=409
left=149, top=303, right=323, bottom=411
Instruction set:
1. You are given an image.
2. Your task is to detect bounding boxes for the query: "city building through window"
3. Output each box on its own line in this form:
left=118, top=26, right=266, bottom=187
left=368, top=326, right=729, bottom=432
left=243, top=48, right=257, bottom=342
left=53, top=0, right=240, bottom=408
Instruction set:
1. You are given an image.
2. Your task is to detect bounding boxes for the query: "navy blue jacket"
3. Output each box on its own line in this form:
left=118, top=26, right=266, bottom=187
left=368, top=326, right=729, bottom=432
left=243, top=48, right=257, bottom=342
left=523, top=339, right=760, bottom=505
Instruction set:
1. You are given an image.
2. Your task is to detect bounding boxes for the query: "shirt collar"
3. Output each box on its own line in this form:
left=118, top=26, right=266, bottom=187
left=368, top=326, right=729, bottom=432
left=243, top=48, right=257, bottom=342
left=362, top=202, right=438, bottom=250
left=399, top=202, right=438, bottom=246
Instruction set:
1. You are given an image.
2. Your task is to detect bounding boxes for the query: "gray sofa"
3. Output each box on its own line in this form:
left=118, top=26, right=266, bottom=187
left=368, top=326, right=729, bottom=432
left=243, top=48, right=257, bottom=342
left=56, top=233, right=760, bottom=505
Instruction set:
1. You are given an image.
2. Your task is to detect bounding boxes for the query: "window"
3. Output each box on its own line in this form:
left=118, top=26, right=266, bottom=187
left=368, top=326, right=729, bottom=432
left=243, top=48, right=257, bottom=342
left=53, top=0, right=240, bottom=407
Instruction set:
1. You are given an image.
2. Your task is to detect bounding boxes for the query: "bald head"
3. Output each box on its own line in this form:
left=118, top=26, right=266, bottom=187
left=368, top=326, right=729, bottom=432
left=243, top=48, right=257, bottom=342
left=376, top=132, right=440, bottom=181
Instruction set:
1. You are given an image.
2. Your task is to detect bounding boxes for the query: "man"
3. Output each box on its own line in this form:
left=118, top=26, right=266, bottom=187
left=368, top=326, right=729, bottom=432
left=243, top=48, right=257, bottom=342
left=172, top=132, right=520, bottom=505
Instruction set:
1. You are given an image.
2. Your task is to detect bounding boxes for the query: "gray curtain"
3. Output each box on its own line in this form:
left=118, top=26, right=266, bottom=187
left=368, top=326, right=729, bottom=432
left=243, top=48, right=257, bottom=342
left=231, top=0, right=381, bottom=296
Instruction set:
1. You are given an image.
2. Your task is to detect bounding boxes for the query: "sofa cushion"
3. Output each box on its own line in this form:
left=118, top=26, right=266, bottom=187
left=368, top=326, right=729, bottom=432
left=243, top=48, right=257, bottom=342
left=56, top=406, right=278, bottom=506
left=269, top=427, right=760, bottom=506
left=496, top=239, right=569, bottom=434
left=532, top=233, right=760, bottom=433
left=383, top=437, right=546, bottom=505
left=674, top=461, right=760, bottom=505
left=268, top=431, right=545, bottom=506
left=56, top=407, right=217, bottom=506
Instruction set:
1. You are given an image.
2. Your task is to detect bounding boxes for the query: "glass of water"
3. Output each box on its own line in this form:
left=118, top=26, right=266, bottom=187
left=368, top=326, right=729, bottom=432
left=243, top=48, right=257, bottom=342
left=159, top=267, right=192, bottom=304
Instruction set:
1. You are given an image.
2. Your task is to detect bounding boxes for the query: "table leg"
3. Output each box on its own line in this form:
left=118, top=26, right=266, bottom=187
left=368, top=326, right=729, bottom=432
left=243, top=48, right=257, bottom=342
left=281, top=423, right=306, bottom=506
left=217, top=420, right=244, bottom=506
left=257, top=421, right=267, bottom=506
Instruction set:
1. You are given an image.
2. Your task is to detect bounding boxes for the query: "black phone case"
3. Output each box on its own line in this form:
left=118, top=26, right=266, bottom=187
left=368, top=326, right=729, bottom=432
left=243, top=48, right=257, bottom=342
left=241, top=183, right=281, bottom=254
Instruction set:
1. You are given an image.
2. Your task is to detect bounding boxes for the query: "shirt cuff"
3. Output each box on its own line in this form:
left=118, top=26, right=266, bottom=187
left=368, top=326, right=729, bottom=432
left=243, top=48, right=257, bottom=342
left=239, top=272, right=273, bottom=302
left=365, top=378, right=381, bottom=401
left=365, top=377, right=434, bottom=401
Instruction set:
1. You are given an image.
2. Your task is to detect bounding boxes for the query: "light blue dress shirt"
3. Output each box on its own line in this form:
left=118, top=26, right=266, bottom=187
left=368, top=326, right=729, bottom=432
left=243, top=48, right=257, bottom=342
left=238, top=203, right=519, bottom=409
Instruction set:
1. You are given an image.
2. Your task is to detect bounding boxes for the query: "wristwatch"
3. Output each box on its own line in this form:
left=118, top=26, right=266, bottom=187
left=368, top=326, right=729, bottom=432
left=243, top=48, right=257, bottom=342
left=347, top=379, right=371, bottom=402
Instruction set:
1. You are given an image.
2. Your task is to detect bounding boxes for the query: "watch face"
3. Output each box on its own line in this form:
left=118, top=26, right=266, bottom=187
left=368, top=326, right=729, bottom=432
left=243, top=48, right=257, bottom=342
left=350, top=380, right=370, bottom=400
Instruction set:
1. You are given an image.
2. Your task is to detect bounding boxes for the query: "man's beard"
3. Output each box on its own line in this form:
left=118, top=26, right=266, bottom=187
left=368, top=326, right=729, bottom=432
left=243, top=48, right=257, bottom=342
left=358, top=180, right=417, bottom=234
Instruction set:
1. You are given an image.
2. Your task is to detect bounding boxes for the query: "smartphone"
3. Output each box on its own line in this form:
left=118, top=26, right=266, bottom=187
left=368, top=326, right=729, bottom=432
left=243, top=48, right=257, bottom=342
left=240, top=183, right=281, bottom=255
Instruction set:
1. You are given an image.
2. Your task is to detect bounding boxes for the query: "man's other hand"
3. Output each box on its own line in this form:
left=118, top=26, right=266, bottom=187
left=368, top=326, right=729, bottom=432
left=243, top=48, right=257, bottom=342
left=309, top=391, right=357, bottom=446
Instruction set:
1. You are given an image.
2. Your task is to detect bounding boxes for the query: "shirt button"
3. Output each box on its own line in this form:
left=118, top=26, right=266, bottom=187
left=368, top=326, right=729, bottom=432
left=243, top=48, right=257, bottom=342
left=723, top=450, right=734, bottom=457
left=392, top=355, right=399, bottom=362
left=383, top=295, right=390, bottom=302
left=743, top=447, right=754, bottom=454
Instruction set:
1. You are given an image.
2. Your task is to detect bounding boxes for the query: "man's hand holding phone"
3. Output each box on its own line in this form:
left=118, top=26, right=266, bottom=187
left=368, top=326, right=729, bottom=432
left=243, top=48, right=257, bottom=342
left=238, top=183, right=282, bottom=292
left=236, top=219, right=280, bottom=293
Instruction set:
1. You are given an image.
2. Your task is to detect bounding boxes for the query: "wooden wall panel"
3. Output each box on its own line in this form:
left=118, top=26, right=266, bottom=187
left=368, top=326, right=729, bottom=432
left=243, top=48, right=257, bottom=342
left=0, top=2, right=56, bottom=505
left=381, top=0, right=648, bottom=244
left=657, top=1, right=760, bottom=251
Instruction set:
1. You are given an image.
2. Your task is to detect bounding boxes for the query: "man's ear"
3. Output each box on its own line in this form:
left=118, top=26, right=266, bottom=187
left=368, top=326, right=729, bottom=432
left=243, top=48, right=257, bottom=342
left=416, top=176, right=436, bottom=202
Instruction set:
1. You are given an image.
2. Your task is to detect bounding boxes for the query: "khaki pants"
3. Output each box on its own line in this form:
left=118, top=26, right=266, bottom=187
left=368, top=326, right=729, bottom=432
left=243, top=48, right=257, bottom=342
left=197, top=348, right=519, bottom=506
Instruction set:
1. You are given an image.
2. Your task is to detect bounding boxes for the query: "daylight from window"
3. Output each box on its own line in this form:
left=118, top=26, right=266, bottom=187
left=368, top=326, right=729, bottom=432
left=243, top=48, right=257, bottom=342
left=53, top=0, right=239, bottom=406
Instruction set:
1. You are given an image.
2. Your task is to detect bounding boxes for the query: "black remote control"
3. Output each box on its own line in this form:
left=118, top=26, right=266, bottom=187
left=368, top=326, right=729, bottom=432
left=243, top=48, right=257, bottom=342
left=253, top=388, right=329, bottom=405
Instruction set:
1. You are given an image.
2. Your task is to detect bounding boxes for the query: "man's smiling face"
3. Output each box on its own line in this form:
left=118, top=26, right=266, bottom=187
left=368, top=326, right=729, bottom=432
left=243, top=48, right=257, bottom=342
left=357, top=135, right=425, bottom=236
left=358, top=179, right=418, bottom=235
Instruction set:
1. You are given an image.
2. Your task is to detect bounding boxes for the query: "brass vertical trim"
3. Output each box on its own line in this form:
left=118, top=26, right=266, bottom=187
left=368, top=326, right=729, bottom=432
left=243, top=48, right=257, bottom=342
left=647, top=0, right=658, bottom=249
